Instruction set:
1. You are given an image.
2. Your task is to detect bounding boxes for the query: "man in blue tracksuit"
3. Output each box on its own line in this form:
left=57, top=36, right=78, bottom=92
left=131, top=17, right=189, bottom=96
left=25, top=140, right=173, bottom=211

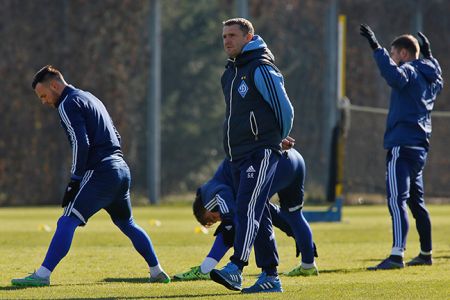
left=210, top=18, right=294, bottom=293
left=12, top=65, right=170, bottom=286
left=173, top=148, right=318, bottom=281
left=360, top=25, right=443, bottom=270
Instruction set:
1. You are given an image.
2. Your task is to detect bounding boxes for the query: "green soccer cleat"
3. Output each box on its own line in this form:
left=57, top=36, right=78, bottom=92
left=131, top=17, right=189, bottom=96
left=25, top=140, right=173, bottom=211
left=284, top=265, right=319, bottom=277
left=149, top=271, right=171, bottom=283
left=11, top=272, right=50, bottom=287
left=173, top=266, right=210, bottom=281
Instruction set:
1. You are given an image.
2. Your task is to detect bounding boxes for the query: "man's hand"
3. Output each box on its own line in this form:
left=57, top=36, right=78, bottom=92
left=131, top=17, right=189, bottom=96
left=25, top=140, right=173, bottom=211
left=417, top=32, right=432, bottom=58
left=281, top=136, right=295, bottom=150
left=360, top=24, right=381, bottom=50
left=61, top=179, right=80, bottom=207
left=214, top=214, right=235, bottom=247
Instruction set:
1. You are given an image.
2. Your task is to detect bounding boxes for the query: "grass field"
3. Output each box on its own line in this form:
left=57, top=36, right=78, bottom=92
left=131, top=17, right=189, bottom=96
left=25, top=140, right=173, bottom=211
left=1, top=204, right=449, bottom=299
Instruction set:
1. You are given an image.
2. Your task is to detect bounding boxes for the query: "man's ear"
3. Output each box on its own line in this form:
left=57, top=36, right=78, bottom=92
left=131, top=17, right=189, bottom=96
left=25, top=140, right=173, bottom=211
left=246, top=33, right=253, bottom=42
left=49, top=79, right=58, bottom=91
left=400, top=48, right=409, bottom=60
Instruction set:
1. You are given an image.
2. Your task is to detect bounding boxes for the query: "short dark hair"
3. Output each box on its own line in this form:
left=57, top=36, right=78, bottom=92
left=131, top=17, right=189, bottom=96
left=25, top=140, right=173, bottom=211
left=193, top=188, right=207, bottom=226
left=32, top=65, right=64, bottom=89
left=223, top=18, right=254, bottom=36
left=391, top=35, right=419, bottom=57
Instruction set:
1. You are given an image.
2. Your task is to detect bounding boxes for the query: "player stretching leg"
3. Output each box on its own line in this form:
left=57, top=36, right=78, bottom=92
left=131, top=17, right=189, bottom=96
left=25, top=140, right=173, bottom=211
left=174, top=148, right=318, bottom=280
left=11, top=66, right=169, bottom=286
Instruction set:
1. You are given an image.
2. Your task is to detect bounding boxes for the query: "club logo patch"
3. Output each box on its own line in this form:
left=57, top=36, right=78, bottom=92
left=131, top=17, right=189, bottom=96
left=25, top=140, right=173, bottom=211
left=238, top=80, right=249, bottom=98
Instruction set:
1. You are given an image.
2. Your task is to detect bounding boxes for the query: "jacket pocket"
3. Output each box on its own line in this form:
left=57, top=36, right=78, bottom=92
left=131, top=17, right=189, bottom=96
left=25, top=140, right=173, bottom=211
left=250, top=111, right=259, bottom=140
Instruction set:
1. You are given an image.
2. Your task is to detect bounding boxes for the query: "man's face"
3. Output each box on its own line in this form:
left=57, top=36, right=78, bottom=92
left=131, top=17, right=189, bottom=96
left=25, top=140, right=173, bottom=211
left=203, top=210, right=221, bottom=227
left=34, top=82, right=60, bottom=107
left=222, top=24, right=252, bottom=58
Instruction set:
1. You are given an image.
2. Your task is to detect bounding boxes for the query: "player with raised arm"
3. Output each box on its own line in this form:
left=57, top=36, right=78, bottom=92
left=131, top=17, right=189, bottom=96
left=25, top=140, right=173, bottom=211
left=360, top=25, right=443, bottom=270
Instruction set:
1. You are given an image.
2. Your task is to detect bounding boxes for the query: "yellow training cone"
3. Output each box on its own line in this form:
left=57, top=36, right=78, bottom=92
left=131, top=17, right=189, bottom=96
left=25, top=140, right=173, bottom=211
left=148, top=219, right=162, bottom=227
left=194, top=226, right=209, bottom=234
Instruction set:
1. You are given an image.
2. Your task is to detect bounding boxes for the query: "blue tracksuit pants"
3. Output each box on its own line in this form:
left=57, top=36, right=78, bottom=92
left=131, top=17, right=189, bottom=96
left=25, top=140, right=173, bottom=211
left=229, top=149, right=280, bottom=269
left=386, top=146, right=431, bottom=255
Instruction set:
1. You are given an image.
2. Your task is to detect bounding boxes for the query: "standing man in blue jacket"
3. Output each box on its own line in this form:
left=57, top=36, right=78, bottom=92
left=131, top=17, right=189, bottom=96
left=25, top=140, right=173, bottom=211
left=12, top=66, right=170, bottom=286
left=360, top=25, right=443, bottom=270
left=173, top=147, right=318, bottom=281
left=210, top=18, right=294, bottom=293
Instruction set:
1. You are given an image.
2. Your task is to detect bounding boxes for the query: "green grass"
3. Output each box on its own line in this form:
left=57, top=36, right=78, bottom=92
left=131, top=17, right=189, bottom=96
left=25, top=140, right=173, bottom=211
left=1, top=204, right=449, bottom=299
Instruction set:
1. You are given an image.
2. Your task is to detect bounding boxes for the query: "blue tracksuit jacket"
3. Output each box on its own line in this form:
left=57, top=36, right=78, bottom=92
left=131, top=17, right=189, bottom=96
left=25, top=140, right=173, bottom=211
left=221, top=35, right=294, bottom=160
left=373, top=49, right=443, bottom=149
left=56, top=85, right=123, bottom=179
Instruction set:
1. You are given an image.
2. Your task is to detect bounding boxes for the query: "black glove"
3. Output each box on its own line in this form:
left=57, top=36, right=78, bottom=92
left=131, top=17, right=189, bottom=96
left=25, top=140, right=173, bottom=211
left=360, top=24, right=380, bottom=50
left=417, top=32, right=432, bottom=58
left=62, top=179, right=80, bottom=207
left=213, top=214, right=235, bottom=247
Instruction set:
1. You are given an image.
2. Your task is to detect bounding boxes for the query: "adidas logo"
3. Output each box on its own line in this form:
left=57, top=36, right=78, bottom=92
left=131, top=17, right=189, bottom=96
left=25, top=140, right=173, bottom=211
left=246, top=166, right=256, bottom=173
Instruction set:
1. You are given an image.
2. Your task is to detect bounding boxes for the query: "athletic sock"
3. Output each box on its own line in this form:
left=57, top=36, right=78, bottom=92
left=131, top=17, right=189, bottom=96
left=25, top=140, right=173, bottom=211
left=35, top=266, right=51, bottom=279
left=301, top=261, right=316, bottom=269
left=420, top=250, right=432, bottom=256
left=114, top=217, right=159, bottom=267
left=42, top=216, right=81, bottom=271
left=391, top=247, right=404, bottom=258
left=150, top=264, right=163, bottom=276
left=200, top=257, right=218, bottom=274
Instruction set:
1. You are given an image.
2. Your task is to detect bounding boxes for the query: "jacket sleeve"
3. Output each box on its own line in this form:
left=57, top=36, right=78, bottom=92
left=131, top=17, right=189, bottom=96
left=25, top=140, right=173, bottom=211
left=58, top=98, right=89, bottom=180
left=254, top=65, right=294, bottom=138
left=373, top=48, right=411, bottom=89
left=202, top=181, right=236, bottom=217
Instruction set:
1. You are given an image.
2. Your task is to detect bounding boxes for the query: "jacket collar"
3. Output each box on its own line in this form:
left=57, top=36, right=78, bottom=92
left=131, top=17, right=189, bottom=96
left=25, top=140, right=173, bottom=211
left=56, top=85, right=76, bottom=108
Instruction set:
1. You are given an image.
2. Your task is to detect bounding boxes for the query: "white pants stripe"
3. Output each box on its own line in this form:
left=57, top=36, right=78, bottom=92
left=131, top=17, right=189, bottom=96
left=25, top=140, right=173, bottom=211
left=388, top=147, right=402, bottom=250
left=240, top=149, right=271, bottom=262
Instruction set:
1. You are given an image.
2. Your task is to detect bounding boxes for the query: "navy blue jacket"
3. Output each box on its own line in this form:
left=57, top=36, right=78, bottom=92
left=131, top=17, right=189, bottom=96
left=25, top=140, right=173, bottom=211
left=374, top=48, right=443, bottom=149
left=56, top=86, right=122, bottom=179
left=222, top=35, right=294, bottom=161
left=201, top=149, right=304, bottom=217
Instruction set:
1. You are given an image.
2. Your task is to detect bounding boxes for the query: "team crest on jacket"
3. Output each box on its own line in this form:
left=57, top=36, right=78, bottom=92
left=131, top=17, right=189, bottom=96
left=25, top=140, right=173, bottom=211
left=238, top=80, right=249, bottom=98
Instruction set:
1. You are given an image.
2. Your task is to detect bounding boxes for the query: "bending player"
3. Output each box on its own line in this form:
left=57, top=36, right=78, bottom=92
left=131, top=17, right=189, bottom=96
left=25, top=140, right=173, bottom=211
left=174, top=147, right=318, bottom=280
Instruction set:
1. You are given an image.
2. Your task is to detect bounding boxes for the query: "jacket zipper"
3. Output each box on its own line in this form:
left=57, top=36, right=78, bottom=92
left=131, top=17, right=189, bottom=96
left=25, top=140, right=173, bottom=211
left=227, top=65, right=238, bottom=161
left=250, top=111, right=259, bottom=141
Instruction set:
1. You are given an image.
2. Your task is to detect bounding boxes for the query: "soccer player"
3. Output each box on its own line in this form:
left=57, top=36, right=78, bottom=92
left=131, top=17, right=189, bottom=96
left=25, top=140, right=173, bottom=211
left=211, top=18, right=294, bottom=293
left=173, top=147, right=318, bottom=281
left=11, top=66, right=170, bottom=286
left=360, top=25, right=443, bottom=270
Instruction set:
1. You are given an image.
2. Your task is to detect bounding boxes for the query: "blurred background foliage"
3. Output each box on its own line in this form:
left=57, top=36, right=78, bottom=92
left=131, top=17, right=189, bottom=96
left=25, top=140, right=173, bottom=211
left=0, top=0, right=448, bottom=205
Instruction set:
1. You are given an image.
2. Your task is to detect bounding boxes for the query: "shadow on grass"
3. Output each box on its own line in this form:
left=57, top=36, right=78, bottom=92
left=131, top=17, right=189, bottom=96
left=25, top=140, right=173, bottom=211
left=360, top=257, right=385, bottom=262
left=0, top=285, right=32, bottom=290
left=1, top=293, right=238, bottom=300
left=318, top=268, right=366, bottom=274
left=103, top=277, right=149, bottom=284
left=434, top=255, right=450, bottom=259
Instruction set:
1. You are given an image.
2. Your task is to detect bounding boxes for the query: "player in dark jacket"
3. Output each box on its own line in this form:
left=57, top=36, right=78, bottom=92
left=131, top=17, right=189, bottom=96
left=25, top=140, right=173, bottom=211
left=211, top=18, right=294, bottom=293
left=11, top=66, right=170, bottom=286
left=360, top=25, right=443, bottom=270
left=173, top=148, right=318, bottom=281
